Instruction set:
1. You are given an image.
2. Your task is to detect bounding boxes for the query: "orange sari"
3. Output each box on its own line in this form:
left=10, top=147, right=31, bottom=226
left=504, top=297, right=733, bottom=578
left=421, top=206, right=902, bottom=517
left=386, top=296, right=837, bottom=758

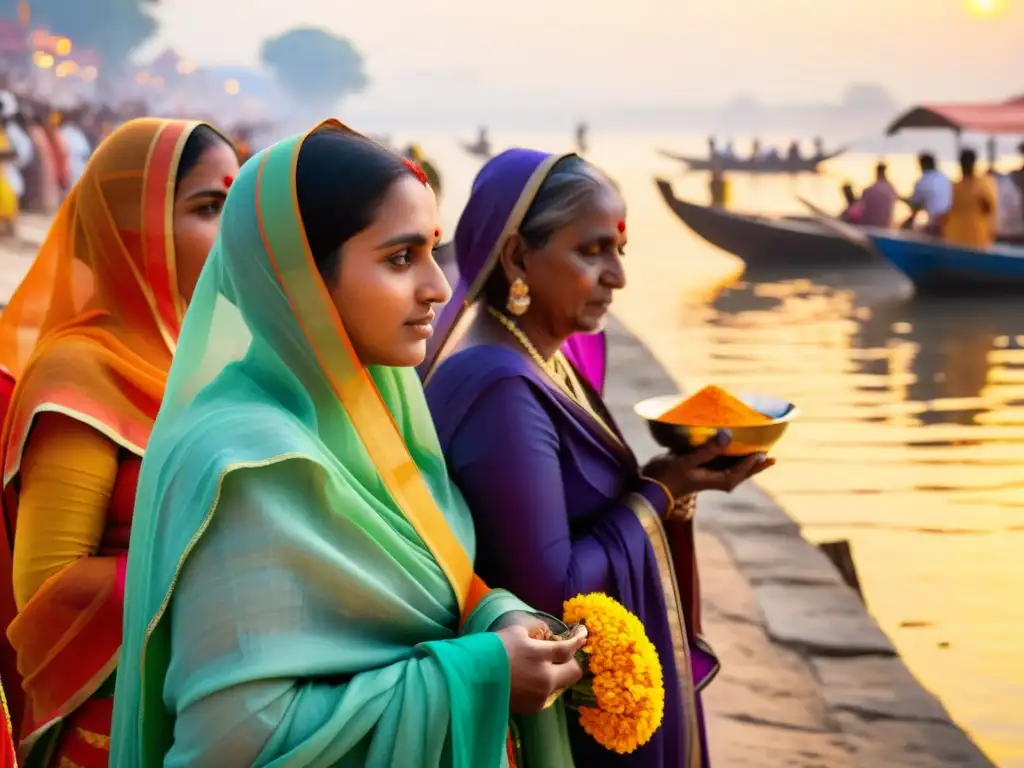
left=0, top=118, right=207, bottom=765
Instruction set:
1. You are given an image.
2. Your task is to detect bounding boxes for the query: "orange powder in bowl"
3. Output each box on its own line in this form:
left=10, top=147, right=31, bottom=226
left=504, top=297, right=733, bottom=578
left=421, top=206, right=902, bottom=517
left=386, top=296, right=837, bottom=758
left=658, top=385, right=773, bottom=427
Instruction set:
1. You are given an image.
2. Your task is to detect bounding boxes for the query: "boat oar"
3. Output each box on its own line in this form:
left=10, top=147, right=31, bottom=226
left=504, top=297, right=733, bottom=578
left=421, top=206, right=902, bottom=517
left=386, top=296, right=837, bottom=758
left=796, top=196, right=916, bottom=297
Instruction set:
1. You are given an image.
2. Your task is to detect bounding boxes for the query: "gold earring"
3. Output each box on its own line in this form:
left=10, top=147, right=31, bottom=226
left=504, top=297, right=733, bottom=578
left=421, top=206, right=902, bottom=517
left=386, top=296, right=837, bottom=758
left=506, top=277, right=531, bottom=316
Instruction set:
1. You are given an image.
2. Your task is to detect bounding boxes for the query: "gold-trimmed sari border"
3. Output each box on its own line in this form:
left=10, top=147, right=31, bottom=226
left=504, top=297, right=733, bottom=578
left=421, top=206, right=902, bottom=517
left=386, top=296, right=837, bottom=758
left=137, top=452, right=306, bottom=754
left=17, top=649, right=118, bottom=762
left=625, top=491, right=705, bottom=768
left=2, top=402, right=147, bottom=489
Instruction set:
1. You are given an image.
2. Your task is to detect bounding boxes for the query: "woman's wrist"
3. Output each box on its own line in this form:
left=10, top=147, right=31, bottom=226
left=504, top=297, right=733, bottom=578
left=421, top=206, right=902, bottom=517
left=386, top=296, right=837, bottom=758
left=666, top=493, right=697, bottom=522
left=638, top=476, right=675, bottom=518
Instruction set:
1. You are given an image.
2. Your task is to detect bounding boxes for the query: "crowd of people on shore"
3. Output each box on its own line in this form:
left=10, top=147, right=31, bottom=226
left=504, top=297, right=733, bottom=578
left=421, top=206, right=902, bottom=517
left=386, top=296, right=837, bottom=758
left=0, top=100, right=772, bottom=767
left=0, top=84, right=259, bottom=238
left=840, top=144, right=1024, bottom=248
left=0, top=89, right=105, bottom=233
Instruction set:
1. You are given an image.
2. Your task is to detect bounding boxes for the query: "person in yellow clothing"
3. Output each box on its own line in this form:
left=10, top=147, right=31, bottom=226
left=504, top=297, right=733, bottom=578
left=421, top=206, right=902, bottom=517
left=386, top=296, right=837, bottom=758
left=0, top=91, right=24, bottom=237
left=0, top=127, right=17, bottom=237
left=943, top=148, right=998, bottom=249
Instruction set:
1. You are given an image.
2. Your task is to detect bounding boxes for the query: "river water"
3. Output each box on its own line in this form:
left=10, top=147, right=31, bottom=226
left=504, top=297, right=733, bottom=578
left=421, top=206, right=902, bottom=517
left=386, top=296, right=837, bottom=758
left=418, top=129, right=1023, bottom=766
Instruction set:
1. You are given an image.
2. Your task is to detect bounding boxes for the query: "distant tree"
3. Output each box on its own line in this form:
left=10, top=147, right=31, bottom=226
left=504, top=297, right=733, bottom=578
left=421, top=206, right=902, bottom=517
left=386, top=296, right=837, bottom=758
left=260, top=27, right=368, bottom=107
left=0, top=0, right=159, bottom=75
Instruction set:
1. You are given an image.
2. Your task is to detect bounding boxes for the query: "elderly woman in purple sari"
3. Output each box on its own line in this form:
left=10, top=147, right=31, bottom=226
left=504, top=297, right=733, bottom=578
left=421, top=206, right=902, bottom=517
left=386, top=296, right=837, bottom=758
left=422, top=150, right=773, bottom=767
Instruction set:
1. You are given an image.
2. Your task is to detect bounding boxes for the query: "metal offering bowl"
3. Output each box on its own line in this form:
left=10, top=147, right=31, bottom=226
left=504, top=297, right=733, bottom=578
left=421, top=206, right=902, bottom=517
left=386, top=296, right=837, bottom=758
left=633, top=392, right=798, bottom=469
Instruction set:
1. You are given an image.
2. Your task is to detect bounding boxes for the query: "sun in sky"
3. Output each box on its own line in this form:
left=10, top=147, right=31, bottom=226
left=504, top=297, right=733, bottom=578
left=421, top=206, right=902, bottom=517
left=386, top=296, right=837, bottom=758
left=964, top=0, right=1009, bottom=16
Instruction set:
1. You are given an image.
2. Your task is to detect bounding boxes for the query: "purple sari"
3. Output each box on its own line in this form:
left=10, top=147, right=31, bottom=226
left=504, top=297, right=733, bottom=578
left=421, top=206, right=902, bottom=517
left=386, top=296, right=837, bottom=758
left=423, top=149, right=717, bottom=767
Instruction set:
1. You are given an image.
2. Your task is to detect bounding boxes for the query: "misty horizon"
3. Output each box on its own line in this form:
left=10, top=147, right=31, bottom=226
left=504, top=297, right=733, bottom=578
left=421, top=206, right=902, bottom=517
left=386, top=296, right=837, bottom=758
left=140, top=0, right=1021, bottom=112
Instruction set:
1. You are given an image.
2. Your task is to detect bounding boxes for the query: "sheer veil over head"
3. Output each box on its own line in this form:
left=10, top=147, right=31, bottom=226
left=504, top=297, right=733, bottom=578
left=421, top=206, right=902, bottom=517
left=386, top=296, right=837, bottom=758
left=0, top=118, right=213, bottom=481
left=0, top=119, right=214, bottom=740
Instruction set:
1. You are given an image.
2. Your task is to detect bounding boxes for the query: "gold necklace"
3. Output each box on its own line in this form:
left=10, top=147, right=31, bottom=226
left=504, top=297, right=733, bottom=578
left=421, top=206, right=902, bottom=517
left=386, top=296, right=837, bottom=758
left=487, top=306, right=564, bottom=381
left=486, top=306, right=621, bottom=445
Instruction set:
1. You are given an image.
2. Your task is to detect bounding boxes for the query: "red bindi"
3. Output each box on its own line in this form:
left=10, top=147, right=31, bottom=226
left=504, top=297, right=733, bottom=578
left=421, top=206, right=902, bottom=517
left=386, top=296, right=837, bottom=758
left=617, top=219, right=626, bottom=233
left=402, top=158, right=429, bottom=186
left=434, top=228, right=440, bottom=238
left=223, top=176, right=234, bottom=189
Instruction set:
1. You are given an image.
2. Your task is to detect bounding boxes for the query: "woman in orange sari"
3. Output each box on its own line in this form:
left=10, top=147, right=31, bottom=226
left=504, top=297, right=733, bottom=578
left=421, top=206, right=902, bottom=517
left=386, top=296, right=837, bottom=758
left=0, top=117, right=239, bottom=767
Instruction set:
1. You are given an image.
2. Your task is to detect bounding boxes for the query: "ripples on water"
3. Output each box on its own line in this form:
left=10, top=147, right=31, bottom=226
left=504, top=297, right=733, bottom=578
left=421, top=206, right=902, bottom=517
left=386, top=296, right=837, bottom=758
left=421, top=130, right=1023, bottom=765
left=685, top=277, right=1024, bottom=766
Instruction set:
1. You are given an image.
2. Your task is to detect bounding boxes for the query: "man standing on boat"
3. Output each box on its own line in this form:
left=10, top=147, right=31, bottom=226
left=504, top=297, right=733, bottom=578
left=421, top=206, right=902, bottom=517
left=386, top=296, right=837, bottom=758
left=943, top=148, right=998, bottom=249
left=901, top=152, right=952, bottom=235
left=709, top=159, right=730, bottom=208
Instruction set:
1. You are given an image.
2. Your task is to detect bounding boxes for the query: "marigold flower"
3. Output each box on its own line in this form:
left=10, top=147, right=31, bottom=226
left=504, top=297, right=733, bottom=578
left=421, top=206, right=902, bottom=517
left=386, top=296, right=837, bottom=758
left=563, top=592, right=665, bottom=754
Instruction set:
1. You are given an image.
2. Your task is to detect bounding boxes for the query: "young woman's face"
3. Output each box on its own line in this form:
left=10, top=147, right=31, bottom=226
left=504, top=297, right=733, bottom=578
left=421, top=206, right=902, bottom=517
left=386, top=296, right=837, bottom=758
left=172, top=140, right=240, bottom=302
left=331, top=176, right=451, bottom=367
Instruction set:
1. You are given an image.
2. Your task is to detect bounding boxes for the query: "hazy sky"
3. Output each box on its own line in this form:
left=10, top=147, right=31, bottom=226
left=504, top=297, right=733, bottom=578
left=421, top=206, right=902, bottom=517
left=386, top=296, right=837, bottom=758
left=149, top=0, right=1022, bottom=109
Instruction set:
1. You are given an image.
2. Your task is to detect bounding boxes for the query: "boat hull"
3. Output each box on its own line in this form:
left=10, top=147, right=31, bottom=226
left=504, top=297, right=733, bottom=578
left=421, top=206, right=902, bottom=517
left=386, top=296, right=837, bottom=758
left=867, top=233, right=1024, bottom=294
left=654, top=179, right=879, bottom=276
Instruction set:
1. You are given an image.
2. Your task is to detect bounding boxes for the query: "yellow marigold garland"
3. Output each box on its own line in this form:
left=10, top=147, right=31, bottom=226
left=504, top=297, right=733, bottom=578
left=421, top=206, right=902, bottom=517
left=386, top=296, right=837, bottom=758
left=562, top=592, right=665, bottom=754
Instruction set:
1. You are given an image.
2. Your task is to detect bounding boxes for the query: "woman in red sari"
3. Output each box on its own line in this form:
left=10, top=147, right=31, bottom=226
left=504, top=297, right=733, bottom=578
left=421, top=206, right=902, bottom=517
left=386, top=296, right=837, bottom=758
left=41, top=112, right=69, bottom=197
left=0, top=117, right=238, bottom=766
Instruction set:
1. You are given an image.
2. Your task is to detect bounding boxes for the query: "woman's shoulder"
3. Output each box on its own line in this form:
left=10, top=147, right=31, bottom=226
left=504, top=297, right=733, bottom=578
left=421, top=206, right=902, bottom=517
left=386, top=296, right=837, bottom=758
left=138, top=381, right=328, bottom=576
left=426, top=344, right=545, bottom=408
left=432, top=343, right=534, bottom=380
left=165, top=375, right=322, bottom=473
left=426, top=344, right=566, bottom=447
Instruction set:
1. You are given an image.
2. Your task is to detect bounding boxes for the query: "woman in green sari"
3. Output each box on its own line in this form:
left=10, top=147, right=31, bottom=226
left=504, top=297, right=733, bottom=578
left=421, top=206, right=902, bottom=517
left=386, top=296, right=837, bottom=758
left=110, top=121, right=585, bottom=767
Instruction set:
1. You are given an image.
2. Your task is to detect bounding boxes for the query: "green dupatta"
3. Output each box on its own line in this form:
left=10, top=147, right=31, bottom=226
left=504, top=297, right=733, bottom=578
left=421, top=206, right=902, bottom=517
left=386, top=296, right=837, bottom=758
left=110, top=121, right=573, bottom=767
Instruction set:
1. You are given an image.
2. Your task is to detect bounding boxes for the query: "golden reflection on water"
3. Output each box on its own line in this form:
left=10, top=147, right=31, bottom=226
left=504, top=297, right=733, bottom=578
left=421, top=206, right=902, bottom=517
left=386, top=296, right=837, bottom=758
left=676, top=282, right=1024, bottom=767
left=627, top=269, right=1024, bottom=760
left=422, top=130, right=1024, bottom=765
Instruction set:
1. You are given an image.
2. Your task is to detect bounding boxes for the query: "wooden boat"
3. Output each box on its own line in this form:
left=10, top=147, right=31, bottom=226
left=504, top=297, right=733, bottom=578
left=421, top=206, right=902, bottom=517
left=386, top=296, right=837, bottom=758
left=654, top=179, right=879, bottom=275
left=866, top=232, right=1024, bottom=294
left=657, top=146, right=848, bottom=174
